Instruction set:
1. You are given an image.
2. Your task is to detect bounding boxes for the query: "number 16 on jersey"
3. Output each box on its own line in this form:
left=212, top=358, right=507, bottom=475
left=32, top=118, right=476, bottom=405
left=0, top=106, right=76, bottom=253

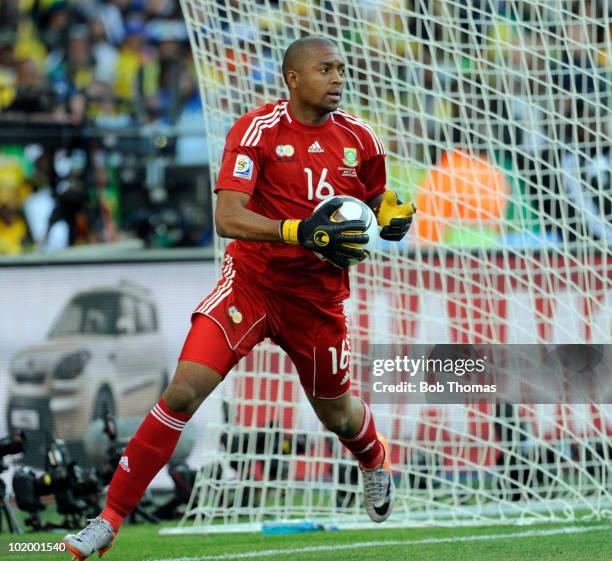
left=305, top=167, right=335, bottom=201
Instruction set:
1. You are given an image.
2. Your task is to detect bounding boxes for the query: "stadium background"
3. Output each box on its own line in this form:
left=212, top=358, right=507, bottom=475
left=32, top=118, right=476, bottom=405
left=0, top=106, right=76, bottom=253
left=1, top=0, right=610, bottom=256
left=0, top=0, right=611, bottom=543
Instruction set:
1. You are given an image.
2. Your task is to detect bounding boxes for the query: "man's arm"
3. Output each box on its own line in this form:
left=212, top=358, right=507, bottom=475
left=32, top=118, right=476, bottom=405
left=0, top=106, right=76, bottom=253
left=215, top=190, right=369, bottom=268
left=215, top=189, right=281, bottom=241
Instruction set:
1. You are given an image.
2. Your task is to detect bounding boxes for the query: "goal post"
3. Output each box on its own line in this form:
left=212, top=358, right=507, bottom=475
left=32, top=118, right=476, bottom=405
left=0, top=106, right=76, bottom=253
left=169, top=0, right=612, bottom=532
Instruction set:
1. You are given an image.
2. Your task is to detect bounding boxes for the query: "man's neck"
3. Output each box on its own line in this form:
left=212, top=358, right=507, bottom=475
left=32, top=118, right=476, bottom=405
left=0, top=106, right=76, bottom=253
left=288, top=99, right=330, bottom=126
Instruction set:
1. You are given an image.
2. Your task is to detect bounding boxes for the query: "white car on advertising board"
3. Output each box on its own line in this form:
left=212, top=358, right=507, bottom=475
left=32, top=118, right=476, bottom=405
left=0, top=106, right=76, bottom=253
left=7, top=281, right=168, bottom=462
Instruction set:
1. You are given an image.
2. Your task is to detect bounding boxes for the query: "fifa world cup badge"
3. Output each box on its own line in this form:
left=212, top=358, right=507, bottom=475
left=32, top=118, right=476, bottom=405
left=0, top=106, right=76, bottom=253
left=343, top=147, right=358, bottom=167
left=233, top=154, right=253, bottom=179
left=228, top=306, right=243, bottom=324
left=276, top=144, right=294, bottom=157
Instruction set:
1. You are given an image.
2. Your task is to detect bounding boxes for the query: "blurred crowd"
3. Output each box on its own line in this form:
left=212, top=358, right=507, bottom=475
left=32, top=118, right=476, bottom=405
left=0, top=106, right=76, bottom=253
left=362, top=0, right=612, bottom=247
left=0, top=0, right=209, bottom=255
left=0, top=0, right=201, bottom=126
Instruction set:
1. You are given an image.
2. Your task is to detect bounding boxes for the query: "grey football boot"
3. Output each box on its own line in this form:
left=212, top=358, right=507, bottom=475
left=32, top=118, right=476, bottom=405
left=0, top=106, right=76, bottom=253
left=62, top=516, right=116, bottom=560
left=361, top=433, right=394, bottom=522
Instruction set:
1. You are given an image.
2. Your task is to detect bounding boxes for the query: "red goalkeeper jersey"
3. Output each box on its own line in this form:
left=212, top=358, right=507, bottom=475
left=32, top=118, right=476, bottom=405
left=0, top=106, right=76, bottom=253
left=214, top=100, right=387, bottom=302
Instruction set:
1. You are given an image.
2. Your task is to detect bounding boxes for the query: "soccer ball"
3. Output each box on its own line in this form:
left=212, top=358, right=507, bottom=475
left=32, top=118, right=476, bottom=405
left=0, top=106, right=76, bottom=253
left=313, top=195, right=379, bottom=267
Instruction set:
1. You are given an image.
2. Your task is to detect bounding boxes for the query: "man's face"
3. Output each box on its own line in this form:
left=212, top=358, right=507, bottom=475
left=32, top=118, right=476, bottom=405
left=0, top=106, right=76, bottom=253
left=290, top=44, right=345, bottom=114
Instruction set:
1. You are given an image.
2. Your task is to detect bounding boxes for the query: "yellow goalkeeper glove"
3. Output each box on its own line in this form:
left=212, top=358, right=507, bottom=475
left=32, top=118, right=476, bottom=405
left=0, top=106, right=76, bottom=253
left=376, top=190, right=416, bottom=241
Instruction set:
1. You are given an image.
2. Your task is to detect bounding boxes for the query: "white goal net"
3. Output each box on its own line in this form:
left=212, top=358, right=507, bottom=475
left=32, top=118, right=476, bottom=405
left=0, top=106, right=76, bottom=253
left=170, top=0, right=612, bottom=532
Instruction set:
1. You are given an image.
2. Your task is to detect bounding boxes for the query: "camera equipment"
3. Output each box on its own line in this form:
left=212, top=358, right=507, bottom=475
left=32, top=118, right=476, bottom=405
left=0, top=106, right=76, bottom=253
left=0, top=431, right=26, bottom=458
left=12, top=467, right=52, bottom=531
left=95, top=406, right=122, bottom=486
left=45, top=436, right=95, bottom=527
left=12, top=433, right=104, bottom=531
left=152, top=462, right=197, bottom=520
left=0, top=431, right=25, bottom=534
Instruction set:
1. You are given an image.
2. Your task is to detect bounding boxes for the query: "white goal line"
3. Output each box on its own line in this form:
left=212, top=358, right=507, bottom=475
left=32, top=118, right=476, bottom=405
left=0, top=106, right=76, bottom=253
left=148, top=524, right=609, bottom=561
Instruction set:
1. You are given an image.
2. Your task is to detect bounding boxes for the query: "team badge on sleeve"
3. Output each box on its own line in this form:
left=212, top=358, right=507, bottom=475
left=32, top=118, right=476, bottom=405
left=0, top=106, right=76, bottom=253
left=233, top=154, right=254, bottom=179
left=228, top=305, right=243, bottom=324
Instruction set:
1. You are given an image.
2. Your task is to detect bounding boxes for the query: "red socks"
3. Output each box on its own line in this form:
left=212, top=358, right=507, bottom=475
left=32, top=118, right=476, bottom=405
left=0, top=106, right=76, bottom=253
left=338, top=401, right=384, bottom=469
left=100, top=397, right=381, bottom=531
left=101, top=397, right=191, bottom=531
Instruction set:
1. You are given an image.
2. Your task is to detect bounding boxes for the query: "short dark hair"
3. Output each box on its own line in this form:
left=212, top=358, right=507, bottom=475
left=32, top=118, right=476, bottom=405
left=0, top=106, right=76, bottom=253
left=281, top=35, right=336, bottom=85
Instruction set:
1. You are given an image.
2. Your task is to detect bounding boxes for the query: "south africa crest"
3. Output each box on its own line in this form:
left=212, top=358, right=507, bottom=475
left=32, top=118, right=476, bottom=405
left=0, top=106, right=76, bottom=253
left=343, top=147, right=358, bottom=167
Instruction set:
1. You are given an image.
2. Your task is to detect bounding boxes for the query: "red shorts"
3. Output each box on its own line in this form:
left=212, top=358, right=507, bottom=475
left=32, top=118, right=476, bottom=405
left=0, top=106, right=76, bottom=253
left=179, top=255, right=351, bottom=398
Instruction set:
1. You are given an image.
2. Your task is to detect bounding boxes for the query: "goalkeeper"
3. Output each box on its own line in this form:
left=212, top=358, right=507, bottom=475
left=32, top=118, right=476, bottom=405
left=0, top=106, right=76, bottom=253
left=63, top=35, right=415, bottom=560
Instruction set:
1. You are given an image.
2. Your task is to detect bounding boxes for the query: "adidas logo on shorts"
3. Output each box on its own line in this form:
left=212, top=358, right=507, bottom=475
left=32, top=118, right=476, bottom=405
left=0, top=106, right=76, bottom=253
left=119, top=455, right=131, bottom=472
left=308, top=141, right=324, bottom=153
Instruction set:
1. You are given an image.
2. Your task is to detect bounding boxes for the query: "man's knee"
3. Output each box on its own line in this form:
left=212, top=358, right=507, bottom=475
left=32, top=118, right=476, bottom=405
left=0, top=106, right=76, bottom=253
left=307, top=393, right=363, bottom=438
left=320, top=410, right=354, bottom=438
left=162, top=380, right=199, bottom=415
left=329, top=418, right=353, bottom=438
left=162, top=360, right=223, bottom=416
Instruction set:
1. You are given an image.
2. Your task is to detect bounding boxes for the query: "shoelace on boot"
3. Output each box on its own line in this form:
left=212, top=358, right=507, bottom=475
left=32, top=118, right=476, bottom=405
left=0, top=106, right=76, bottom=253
left=363, top=469, right=388, bottom=504
left=75, top=518, right=111, bottom=546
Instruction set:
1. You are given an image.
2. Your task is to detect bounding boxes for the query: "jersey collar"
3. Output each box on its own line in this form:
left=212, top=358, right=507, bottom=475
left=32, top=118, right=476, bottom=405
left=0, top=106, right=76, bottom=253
left=284, top=101, right=335, bottom=133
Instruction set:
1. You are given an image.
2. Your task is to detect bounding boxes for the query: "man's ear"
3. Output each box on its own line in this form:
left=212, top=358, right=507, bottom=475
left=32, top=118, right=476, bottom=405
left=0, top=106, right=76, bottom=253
left=286, top=70, right=299, bottom=90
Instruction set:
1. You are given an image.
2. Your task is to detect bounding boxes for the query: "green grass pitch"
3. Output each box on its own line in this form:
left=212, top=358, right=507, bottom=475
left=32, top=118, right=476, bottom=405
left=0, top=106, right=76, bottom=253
left=0, top=520, right=610, bottom=561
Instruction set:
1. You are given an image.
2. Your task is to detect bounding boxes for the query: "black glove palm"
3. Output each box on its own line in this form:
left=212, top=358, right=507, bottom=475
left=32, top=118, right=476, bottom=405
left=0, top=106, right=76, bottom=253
left=298, top=199, right=368, bottom=251
left=280, top=199, right=369, bottom=269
